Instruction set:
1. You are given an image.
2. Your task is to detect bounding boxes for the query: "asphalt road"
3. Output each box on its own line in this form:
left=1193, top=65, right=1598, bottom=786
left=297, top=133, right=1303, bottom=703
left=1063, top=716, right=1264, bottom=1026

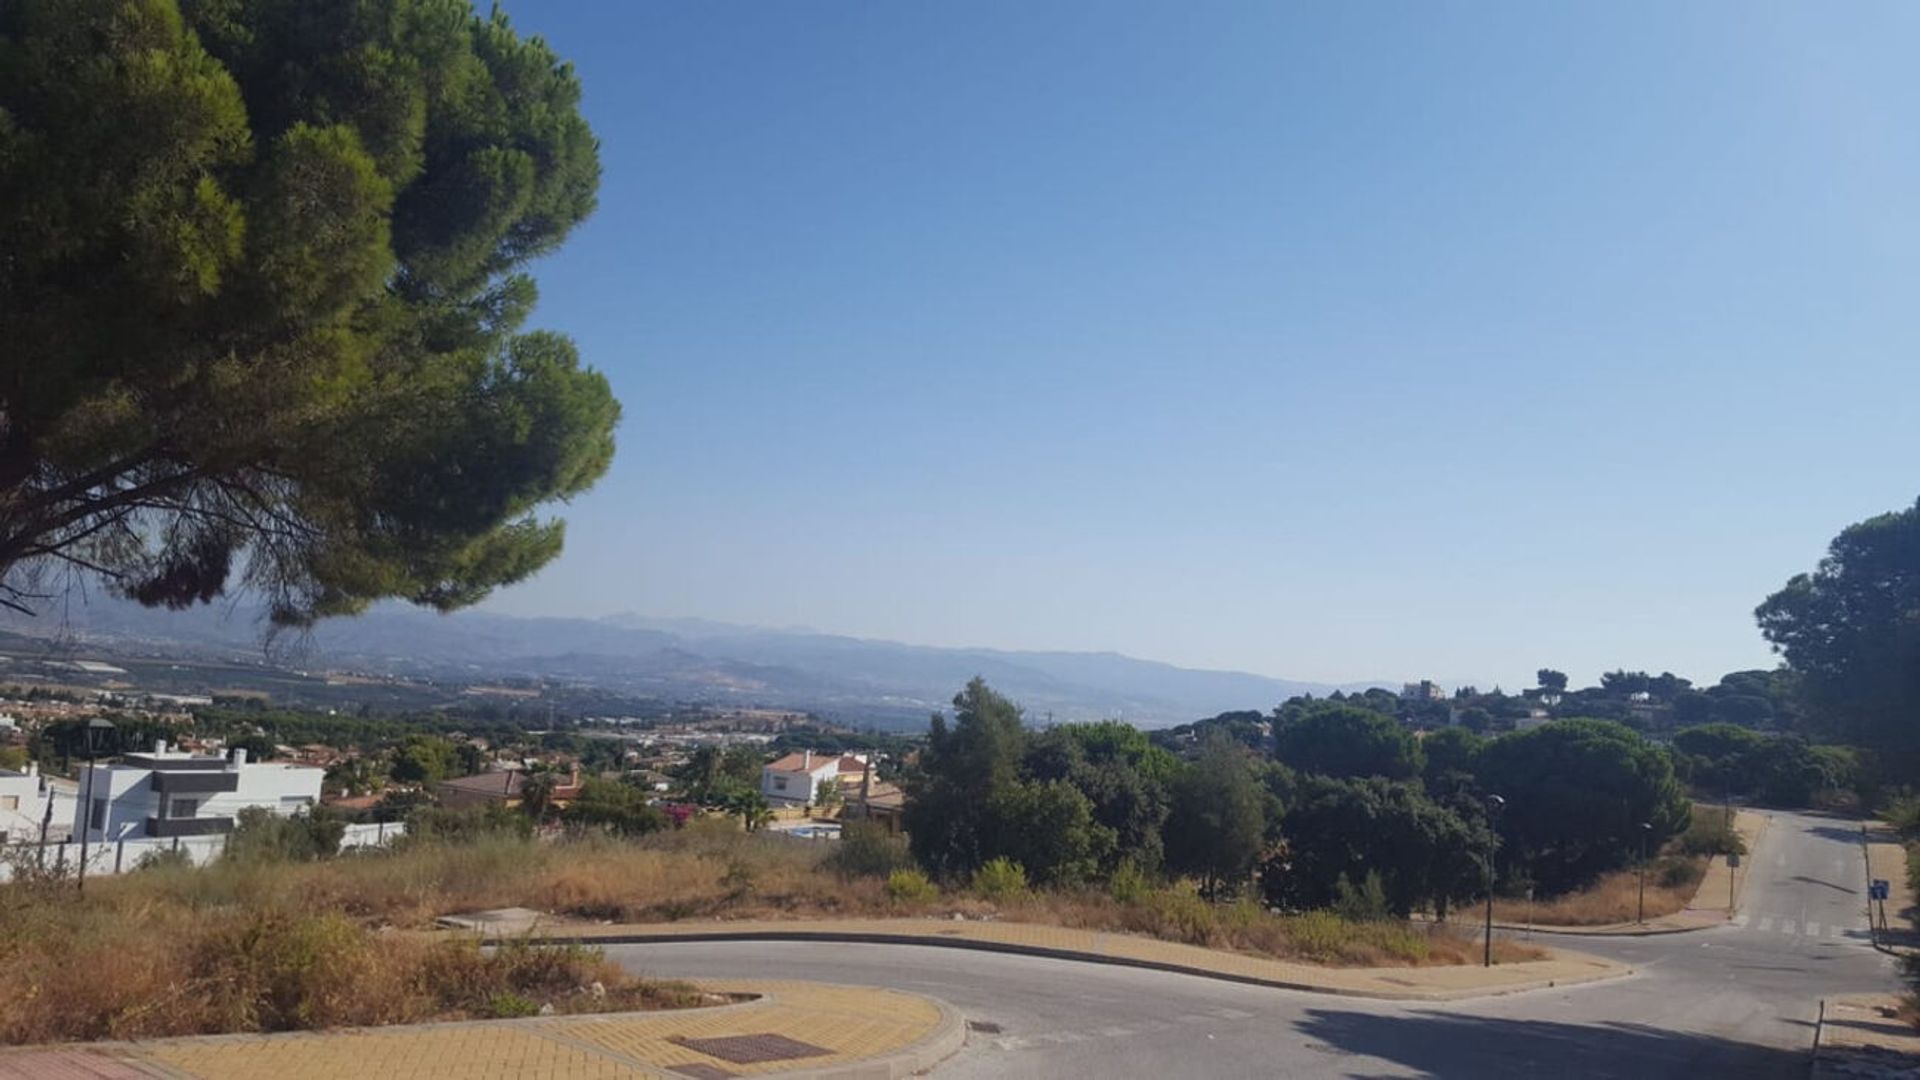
left=609, top=810, right=1900, bottom=1078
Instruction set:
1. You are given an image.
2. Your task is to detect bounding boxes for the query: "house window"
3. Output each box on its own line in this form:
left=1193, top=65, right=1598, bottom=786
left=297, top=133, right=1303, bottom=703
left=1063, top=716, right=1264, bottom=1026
left=168, top=797, right=199, bottom=819
left=774, top=776, right=788, bottom=791
left=89, top=797, right=106, bottom=830
left=0, top=795, right=16, bottom=811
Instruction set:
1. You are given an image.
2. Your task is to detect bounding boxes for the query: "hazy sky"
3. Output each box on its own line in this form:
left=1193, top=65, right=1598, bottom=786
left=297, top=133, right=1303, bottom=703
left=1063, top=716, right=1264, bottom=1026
left=481, top=1, right=1920, bottom=689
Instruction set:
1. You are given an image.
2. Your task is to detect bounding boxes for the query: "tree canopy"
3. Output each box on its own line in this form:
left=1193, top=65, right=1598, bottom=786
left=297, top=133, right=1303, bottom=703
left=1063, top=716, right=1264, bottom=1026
left=1272, top=703, right=1423, bottom=781
left=1758, top=498, right=1920, bottom=749
left=0, top=0, right=615, bottom=625
left=1473, top=719, right=1690, bottom=893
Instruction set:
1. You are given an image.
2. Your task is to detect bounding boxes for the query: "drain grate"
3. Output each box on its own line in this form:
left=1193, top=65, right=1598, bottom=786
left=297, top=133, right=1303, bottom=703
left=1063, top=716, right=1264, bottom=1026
left=669, top=1033, right=834, bottom=1065
left=967, top=1020, right=1004, bottom=1034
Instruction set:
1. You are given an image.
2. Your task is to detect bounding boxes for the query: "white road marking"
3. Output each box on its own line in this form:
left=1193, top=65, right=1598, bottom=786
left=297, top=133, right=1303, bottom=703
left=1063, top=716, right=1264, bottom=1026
left=1758, top=916, right=1775, bottom=932
left=1732, top=914, right=1750, bottom=927
left=1806, top=921, right=1822, bottom=937
left=1213, top=1008, right=1255, bottom=1020
left=1779, top=921, right=1798, bottom=936
left=1096, top=1026, right=1135, bottom=1038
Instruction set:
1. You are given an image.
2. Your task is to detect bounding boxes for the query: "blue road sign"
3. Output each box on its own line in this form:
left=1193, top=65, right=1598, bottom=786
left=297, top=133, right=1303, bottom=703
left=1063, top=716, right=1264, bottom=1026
left=1871, top=879, right=1890, bottom=901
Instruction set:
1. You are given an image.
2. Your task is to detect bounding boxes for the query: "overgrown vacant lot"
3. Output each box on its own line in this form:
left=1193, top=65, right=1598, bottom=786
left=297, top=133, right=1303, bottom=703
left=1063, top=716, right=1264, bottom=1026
left=1489, top=804, right=1746, bottom=926
left=0, top=819, right=1542, bottom=1045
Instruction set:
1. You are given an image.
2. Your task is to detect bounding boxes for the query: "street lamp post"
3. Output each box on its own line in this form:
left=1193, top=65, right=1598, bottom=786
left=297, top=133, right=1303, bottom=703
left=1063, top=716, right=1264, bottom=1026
left=75, top=717, right=116, bottom=893
left=1636, top=821, right=1652, bottom=924
left=1483, top=794, right=1505, bottom=968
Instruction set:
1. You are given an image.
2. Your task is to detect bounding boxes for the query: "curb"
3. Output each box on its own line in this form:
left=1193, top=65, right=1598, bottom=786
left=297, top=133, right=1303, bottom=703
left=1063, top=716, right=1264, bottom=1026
left=518, top=928, right=1632, bottom=1003
left=763, top=994, right=966, bottom=1080
left=1488, top=919, right=1720, bottom=938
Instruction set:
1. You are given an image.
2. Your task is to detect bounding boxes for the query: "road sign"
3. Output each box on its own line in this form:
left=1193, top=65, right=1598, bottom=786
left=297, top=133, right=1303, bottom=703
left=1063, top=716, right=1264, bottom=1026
left=1727, top=852, right=1740, bottom=869
left=1871, top=879, right=1890, bottom=901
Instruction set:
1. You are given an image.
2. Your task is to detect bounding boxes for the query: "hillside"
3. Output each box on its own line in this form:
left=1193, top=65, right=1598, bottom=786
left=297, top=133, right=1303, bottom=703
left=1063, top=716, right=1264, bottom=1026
left=0, top=599, right=1383, bottom=728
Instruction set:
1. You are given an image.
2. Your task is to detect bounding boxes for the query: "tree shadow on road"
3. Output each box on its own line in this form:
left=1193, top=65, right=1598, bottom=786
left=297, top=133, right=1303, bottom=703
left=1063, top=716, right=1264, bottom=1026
left=1294, top=1008, right=1811, bottom=1079
left=1805, top=825, right=1869, bottom=844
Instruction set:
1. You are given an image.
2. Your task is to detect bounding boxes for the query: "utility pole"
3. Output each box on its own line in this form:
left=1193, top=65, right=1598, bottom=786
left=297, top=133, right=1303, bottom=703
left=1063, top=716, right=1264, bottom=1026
left=1636, top=821, right=1652, bottom=924
left=1483, top=794, right=1505, bottom=967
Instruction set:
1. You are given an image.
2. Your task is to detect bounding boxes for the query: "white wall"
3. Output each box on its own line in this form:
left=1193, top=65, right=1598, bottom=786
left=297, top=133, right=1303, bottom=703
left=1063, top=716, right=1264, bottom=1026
left=0, top=820, right=407, bottom=882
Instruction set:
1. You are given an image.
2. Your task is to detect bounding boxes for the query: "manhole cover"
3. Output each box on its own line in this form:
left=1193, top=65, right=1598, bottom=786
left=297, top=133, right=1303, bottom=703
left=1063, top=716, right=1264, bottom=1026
left=670, top=1033, right=834, bottom=1065
left=968, top=1020, right=1004, bottom=1034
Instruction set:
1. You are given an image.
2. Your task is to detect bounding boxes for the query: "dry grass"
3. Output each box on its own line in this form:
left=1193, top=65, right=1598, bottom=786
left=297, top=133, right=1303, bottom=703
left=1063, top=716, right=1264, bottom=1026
left=1490, top=861, right=1702, bottom=926
left=0, top=817, right=1551, bottom=1045
left=0, top=848, right=705, bottom=1046
left=1488, top=803, right=1736, bottom=926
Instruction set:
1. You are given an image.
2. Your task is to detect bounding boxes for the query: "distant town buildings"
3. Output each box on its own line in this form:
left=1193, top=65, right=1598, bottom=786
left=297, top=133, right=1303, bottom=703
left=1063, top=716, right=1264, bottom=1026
left=1401, top=680, right=1447, bottom=702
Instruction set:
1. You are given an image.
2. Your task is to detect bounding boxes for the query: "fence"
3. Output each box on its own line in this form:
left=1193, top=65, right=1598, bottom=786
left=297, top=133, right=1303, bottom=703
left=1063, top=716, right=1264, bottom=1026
left=0, top=820, right=407, bottom=883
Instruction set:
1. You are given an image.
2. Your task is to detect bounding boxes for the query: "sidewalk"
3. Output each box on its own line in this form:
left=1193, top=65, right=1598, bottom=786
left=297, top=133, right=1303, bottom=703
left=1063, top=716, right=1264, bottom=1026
left=1482, top=808, right=1771, bottom=937
left=494, top=916, right=1629, bottom=1002
left=1812, top=995, right=1920, bottom=1079
left=0, top=981, right=964, bottom=1080
left=1863, top=821, right=1919, bottom=954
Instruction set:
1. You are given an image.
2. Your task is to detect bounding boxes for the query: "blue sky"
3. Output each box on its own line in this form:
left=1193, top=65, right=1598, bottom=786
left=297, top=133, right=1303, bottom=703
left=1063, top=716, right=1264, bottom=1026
left=482, top=1, right=1920, bottom=689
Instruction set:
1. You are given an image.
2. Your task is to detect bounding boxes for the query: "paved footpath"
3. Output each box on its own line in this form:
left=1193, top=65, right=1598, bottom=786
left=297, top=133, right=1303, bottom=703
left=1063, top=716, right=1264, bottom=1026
left=527, top=917, right=1627, bottom=1001
left=0, top=981, right=963, bottom=1080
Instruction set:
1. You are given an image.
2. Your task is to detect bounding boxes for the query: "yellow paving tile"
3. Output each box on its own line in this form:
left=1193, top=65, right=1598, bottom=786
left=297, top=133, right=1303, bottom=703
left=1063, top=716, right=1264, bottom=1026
left=10, top=981, right=952, bottom=1080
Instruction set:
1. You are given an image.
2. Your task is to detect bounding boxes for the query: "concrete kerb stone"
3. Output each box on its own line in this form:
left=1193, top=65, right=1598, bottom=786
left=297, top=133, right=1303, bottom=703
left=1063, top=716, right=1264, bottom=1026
left=508, top=928, right=1631, bottom=1003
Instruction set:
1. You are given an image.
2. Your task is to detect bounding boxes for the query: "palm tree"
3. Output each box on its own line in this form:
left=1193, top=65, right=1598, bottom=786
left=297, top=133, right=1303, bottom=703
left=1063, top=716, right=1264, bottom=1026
left=520, top=769, right=559, bottom=821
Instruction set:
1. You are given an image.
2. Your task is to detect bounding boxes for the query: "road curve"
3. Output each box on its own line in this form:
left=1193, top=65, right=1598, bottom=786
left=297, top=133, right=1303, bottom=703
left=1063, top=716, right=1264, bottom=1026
left=609, top=810, right=1897, bottom=1078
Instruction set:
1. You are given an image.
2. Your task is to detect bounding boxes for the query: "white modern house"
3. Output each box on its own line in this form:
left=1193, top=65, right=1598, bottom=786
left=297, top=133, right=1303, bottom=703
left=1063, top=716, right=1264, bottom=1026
left=0, top=763, right=74, bottom=844
left=73, top=741, right=324, bottom=842
left=760, top=750, right=867, bottom=806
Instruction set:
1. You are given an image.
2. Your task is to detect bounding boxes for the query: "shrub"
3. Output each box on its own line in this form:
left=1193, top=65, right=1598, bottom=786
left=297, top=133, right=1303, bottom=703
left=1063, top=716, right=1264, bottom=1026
left=1656, top=857, right=1704, bottom=890
left=1109, top=859, right=1150, bottom=905
left=1139, top=884, right=1216, bottom=945
left=402, top=804, right=534, bottom=846
left=225, top=808, right=347, bottom=863
left=1883, top=793, right=1920, bottom=838
left=486, top=992, right=540, bottom=1019
left=1332, top=871, right=1390, bottom=922
left=1673, top=811, right=1745, bottom=857
left=134, top=847, right=194, bottom=872
left=825, top=821, right=911, bottom=880
left=971, top=857, right=1030, bottom=902
left=885, top=868, right=938, bottom=904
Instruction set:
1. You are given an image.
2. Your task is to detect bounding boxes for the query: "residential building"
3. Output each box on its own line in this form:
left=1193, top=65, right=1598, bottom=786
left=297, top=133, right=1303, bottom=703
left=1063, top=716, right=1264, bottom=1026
left=435, top=766, right=583, bottom=810
left=73, top=741, right=323, bottom=842
left=1401, top=680, right=1447, bottom=702
left=760, top=751, right=867, bottom=806
left=0, top=763, right=74, bottom=843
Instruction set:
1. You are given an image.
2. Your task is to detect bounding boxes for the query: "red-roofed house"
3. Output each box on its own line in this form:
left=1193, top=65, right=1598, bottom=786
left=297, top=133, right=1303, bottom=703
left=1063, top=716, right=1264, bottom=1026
left=760, top=750, right=866, bottom=806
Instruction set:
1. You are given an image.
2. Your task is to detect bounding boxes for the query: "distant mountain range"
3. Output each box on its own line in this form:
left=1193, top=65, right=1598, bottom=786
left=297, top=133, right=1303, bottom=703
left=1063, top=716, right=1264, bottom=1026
left=0, top=598, right=1390, bottom=728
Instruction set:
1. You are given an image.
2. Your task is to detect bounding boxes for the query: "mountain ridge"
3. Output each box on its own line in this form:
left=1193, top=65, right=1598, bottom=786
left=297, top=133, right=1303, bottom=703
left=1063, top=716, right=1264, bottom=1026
left=0, top=599, right=1393, bottom=728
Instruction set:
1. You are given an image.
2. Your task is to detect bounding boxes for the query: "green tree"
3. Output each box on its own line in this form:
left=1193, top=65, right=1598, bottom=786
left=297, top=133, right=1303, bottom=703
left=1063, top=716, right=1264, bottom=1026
left=1272, top=704, right=1423, bottom=781
left=0, top=0, right=615, bottom=624
left=1536, top=669, right=1569, bottom=693
left=985, top=779, right=1109, bottom=887
left=1421, top=726, right=1484, bottom=785
left=561, top=777, right=666, bottom=836
left=904, top=678, right=1027, bottom=881
left=389, top=735, right=457, bottom=784
left=1474, top=719, right=1690, bottom=893
left=1163, top=732, right=1266, bottom=898
left=1758, top=500, right=1920, bottom=748
left=1264, top=775, right=1485, bottom=919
